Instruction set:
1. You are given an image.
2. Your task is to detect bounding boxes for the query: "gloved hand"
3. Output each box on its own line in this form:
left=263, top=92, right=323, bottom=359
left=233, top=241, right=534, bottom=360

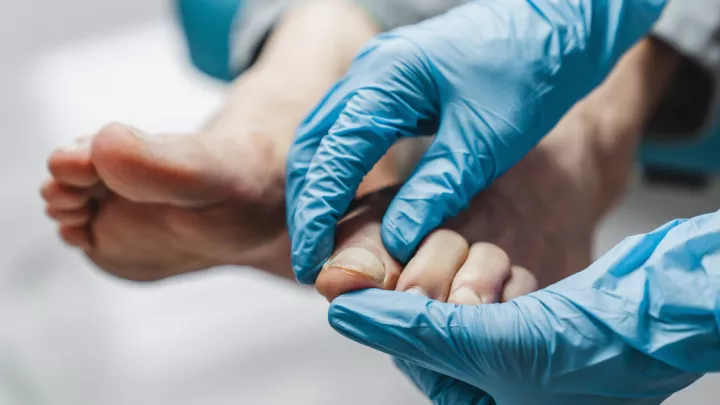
left=329, top=212, right=720, bottom=405
left=286, top=0, right=667, bottom=284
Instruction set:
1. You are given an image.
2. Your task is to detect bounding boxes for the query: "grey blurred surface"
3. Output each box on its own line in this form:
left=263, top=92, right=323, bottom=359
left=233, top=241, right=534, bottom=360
left=0, top=1, right=718, bottom=404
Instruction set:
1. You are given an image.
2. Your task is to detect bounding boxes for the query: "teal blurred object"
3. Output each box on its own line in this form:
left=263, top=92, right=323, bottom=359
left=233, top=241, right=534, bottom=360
left=639, top=34, right=720, bottom=183
left=641, top=127, right=720, bottom=181
left=176, top=0, right=244, bottom=81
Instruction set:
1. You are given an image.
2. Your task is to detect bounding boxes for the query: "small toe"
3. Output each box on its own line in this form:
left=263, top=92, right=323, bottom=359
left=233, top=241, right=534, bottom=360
left=46, top=206, right=91, bottom=227
left=448, top=243, right=512, bottom=305
left=500, top=266, right=539, bottom=302
left=48, top=138, right=99, bottom=188
left=395, top=229, right=469, bottom=301
left=41, top=180, right=93, bottom=210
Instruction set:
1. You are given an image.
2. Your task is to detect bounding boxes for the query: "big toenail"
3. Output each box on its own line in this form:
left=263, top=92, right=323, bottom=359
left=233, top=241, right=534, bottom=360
left=449, top=287, right=485, bottom=305
left=324, top=247, right=386, bottom=284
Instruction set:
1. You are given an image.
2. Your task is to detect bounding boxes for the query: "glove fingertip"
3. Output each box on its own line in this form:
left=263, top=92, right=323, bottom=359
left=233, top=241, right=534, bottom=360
left=327, top=292, right=368, bottom=343
left=327, top=289, right=410, bottom=345
left=381, top=191, right=456, bottom=264
left=380, top=214, right=418, bottom=264
left=293, top=266, right=319, bottom=285
left=327, top=290, right=378, bottom=327
left=290, top=218, right=336, bottom=284
left=291, top=250, right=328, bottom=285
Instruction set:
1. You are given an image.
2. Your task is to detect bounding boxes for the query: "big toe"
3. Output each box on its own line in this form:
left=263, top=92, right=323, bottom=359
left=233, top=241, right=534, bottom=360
left=91, top=123, right=237, bottom=207
left=48, top=137, right=99, bottom=188
left=315, top=193, right=403, bottom=302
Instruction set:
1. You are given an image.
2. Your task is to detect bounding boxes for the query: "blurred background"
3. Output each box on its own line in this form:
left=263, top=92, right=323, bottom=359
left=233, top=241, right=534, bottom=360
left=0, top=1, right=718, bottom=404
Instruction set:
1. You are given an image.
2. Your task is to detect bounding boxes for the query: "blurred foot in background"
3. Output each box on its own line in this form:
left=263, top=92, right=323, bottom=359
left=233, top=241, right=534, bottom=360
left=41, top=0, right=389, bottom=281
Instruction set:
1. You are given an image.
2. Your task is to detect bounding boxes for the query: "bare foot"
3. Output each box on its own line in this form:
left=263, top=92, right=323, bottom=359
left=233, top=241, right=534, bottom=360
left=443, top=38, right=672, bottom=289
left=314, top=104, right=605, bottom=300
left=315, top=65, right=649, bottom=301
left=315, top=189, right=539, bottom=304
left=42, top=64, right=397, bottom=281
left=313, top=113, right=611, bottom=303
left=43, top=122, right=284, bottom=280
left=41, top=0, right=384, bottom=281
left=42, top=112, right=397, bottom=281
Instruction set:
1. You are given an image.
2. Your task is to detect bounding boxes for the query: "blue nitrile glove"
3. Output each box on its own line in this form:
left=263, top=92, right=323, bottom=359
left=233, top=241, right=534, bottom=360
left=286, top=0, right=668, bottom=284
left=329, top=211, right=720, bottom=405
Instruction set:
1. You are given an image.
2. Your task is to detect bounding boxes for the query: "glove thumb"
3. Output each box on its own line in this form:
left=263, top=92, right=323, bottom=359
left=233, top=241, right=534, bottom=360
left=328, top=289, right=524, bottom=386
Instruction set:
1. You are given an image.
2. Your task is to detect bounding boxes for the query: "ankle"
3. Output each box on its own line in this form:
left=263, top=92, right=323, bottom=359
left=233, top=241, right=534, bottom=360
left=255, top=0, right=379, bottom=81
left=583, top=39, right=683, bottom=217
left=585, top=104, right=638, bottom=219
left=202, top=0, right=379, bottom=177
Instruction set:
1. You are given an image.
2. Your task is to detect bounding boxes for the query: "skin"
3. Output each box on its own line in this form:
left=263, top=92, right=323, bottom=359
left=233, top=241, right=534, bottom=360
left=41, top=0, right=532, bottom=304
left=42, top=0, right=681, bottom=307
left=42, top=0, right=381, bottom=281
left=315, top=38, right=683, bottom=302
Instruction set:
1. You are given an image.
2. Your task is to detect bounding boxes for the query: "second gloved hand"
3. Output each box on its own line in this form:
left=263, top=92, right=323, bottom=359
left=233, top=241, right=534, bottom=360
left=286, top=0, right=667, bottom=284
left=329, top=212, right=720, bottom=405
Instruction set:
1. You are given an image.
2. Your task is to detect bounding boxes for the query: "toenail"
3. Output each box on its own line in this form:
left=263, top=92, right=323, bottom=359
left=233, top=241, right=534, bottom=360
left=324, top=247, right=386, bottom=284
left=59, top=139, right=90, bottom=153
left=405, top=286, right=429, bottom=297
left=449, top=287, right=486, bottom=305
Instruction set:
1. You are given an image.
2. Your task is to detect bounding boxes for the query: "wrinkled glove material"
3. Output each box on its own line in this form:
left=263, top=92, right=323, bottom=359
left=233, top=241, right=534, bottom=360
left=329, top=211, right=720, bottom=405
left=286, top=0, right=667, bottom=284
